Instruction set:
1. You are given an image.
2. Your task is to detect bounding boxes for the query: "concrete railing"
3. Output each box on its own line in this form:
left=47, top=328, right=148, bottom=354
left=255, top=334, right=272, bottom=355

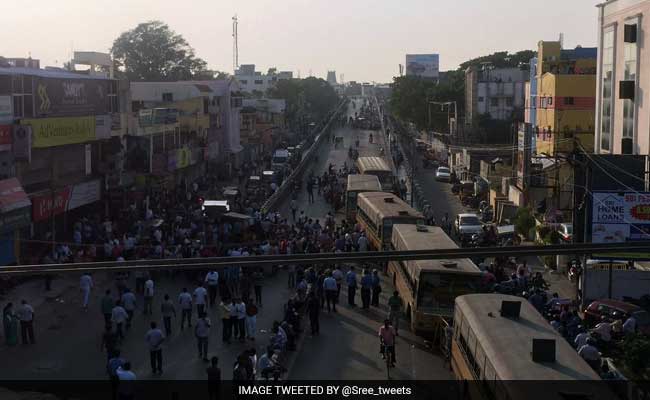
left=261, top=99, right=349, bottom=213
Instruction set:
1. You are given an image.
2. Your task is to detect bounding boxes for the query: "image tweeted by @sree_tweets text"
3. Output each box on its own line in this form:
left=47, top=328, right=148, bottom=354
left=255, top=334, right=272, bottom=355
left=238, top=384, right=413, bottom=397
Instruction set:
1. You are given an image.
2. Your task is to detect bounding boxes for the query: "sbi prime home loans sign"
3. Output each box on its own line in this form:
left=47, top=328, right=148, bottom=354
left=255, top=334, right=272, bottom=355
left=592, top=192, right=650, bottom=243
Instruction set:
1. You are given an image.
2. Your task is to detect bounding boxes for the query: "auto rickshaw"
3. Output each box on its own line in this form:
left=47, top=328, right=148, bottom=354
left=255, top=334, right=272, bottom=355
left=459, top=180, right=474, bottom=200
left=496, top=225, right=521, bottom=246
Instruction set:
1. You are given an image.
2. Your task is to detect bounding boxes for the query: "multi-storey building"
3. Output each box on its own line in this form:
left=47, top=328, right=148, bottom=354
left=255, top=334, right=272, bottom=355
left=234, top=64, right=292, bottom=94
left=465, top=66, right=528, bottom=124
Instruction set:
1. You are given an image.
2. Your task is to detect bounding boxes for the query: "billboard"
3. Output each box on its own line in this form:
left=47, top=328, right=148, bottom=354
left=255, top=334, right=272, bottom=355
left=0, top=125, right=12, bottom=152
left=23, top=116, right=95, bottom=148
left=35, top=77, right=111, bottom=117
left=32, top=179, right=101, bottom=222
left=517, top=123, right=532, bottom=189
left=591, top=192, right=650, bottom=243
left=405, top=54, right=439, bottom=78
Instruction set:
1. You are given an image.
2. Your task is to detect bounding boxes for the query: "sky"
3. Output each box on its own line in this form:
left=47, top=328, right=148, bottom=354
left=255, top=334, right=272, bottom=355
left=1, top=0, right=599, bottom=83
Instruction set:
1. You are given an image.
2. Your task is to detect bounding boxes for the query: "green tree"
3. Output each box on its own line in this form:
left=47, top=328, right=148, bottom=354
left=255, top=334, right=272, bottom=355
left=111, top=20, right=209, bottom=81
left=622, top=334, right=650, bottom=376
left=459, top=50, right=536, bottom=70
left=514, top=207, right=536, bottom=238
left=267, top=77, right=339, bottom=125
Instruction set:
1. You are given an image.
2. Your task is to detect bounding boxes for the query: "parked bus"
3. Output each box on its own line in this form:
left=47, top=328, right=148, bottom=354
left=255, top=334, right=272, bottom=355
left=346, top=174, right=382, bottom=221
left=388, top=224, right=482, bottom=336
left=356, top=192, right=424, bottom=250
left=451, top=294, right=604, bottom=400
left=355, top=156, right=394, bottom=192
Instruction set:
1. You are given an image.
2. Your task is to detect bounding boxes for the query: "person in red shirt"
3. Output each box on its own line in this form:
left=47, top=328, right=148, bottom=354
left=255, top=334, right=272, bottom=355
left=378, top=319, right=396, bottom=367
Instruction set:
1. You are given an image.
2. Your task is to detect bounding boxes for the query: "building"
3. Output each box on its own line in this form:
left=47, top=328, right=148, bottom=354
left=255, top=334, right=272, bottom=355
left=326, top=71, right=337, bottom=85
left=0, top=62, right=122, bottom=265
left=405, top=54, right=439, bottom=79
left=465, top=66, right=528, bottom=123
left=595, top=0, right=650, bottom=155
left=241, top=98, right=287, bottom=162
left=234, top=64, right=293, bottom=94
left=129, top=79, right=243, bottom=184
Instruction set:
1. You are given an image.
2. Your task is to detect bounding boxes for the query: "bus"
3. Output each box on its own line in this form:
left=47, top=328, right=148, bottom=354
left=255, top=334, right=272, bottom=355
left=345, top=174, right=382, bottom=221
left=356, top=192, right=424, bottom=250
left=451, top=293, right=605, bottom=400
left=388, top=224, right=482, bottom=336
left=355, top=156, right=394, bottom=192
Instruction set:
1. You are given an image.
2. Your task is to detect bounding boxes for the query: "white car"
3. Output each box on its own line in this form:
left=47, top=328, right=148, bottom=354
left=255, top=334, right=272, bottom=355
left=435, top=166, right=451, bottom=182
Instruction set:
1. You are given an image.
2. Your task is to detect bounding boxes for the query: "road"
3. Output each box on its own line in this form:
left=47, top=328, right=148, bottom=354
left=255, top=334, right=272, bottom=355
left=286, top=98, right=451, bottom=380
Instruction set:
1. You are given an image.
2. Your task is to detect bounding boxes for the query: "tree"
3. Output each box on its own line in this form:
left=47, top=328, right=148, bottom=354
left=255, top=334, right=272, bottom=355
left=267, top=77, right=339, bottom=128
left=459, top=50, right=536, bottom=71
left=514, top=207, right=536, bottom=239
left=111, top=21, right=209, bottom=81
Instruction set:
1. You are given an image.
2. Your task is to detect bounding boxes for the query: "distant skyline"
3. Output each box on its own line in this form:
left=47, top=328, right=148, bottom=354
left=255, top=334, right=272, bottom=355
left=1, top=0, right=598, bottom=83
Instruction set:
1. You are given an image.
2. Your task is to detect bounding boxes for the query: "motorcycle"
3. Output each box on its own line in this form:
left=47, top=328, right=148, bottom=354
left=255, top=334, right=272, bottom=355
left=568, top=259, right=582, bottom=283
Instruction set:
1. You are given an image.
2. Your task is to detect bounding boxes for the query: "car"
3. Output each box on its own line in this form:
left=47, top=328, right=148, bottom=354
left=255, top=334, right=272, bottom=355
left=435, top=166, right=451, bottom=182
left=558, top=223, right=573, bottom=242
left=454, top=213, right=483, bottom=242
left=584, top=299, right=650, bottom=335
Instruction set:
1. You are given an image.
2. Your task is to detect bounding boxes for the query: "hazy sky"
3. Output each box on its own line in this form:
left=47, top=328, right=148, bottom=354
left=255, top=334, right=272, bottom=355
left=1, top=0, right=599, bottom=83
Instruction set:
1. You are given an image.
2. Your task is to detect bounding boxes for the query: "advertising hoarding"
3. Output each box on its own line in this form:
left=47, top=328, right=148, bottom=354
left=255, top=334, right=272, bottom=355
left=405, top=54, right=440, bottom=78
left=591, top=192, right=650, bottom=243
left=0, top=125, right=12, bottom=152
left=35, top=77, right=111, bottom=117
left=23, top=116, right=95, bottom=148
left=32, top=179, right=101, bottom=222
left=516, top=123, right=532, bottom=189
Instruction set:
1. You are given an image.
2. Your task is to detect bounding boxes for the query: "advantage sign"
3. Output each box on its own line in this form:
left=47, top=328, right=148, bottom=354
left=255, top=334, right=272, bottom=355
left=592, top=192, right=650, bottom=243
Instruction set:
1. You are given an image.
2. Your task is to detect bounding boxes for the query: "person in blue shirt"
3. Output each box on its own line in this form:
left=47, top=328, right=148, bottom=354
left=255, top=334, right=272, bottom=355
left=346, top=267, right=358, bottom=307
left=360, top=269, right=373, bottom=309
left=371, top=269, right=381, bottom=307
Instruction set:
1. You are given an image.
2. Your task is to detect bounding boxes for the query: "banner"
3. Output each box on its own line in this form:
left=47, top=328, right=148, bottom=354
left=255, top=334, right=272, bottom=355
left=592, top=192, right=650, bottom=243
left=32, top=179, right=101, bottom=222
left=0, top=96, right=12, bottom=122
left=12, top=125, right=32, bottom=162
left=23, top=116, right=95, bottom=148
left=95, top=115, right=111, bottom=140
left=0, top=125, right=11, bottom=152
left=35, top=77, right=111, bottom=117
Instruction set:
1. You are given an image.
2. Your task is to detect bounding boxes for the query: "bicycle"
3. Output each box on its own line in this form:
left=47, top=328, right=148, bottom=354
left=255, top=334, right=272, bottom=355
left=381, top=342, right=394, bottom=379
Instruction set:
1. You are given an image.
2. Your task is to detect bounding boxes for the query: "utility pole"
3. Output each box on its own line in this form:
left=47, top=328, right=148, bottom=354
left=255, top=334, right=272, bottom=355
left=232, top=15, right=239, bottom=73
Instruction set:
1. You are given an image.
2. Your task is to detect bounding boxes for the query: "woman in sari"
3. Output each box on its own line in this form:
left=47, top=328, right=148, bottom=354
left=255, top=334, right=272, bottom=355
left=3, top=302, right=18, bottom=346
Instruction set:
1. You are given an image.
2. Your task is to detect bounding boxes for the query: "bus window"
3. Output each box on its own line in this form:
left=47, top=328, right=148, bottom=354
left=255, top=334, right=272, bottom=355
left=382, top=219, right=393, bottom=242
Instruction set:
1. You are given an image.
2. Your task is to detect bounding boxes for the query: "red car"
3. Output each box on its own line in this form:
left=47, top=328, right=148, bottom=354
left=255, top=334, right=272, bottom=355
left=584, top=299, right=650, bottom=334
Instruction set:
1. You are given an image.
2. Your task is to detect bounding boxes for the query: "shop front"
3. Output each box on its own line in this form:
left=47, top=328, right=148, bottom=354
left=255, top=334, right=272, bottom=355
left=0, top=178, right=32, bottom=265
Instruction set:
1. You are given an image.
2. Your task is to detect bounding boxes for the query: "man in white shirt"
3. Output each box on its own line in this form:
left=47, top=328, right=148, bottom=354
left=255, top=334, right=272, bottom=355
left=195, top=313, right=211, bottom=361
left=179, top=288, right=193, bottom=330
left=574, top=329, right=592, bottom=350
left=233, top=298, right=246, bottom=342
left=116, top=362, right=136, bottom=399
left=145, top=321, right=165, bottom=375
left=17, top=300, right=35, bottom=344
left=194, top=284, right=208, bottom=318
left=121, top=289, right=137, bottom=329
left=578, top=340, right=601, bottom=370
left=357, top=233, right=369, bottom=252
left=111, top=302, right=128, bottom=340
left=592, top=320, right=612, bottom=342
left=80, top=273, right=94, bottom=310
left=143, top=278, right=155, bottom=315
left=623, top=316, right=637, bottom=335
left=205, top=271, right=219, bottom=308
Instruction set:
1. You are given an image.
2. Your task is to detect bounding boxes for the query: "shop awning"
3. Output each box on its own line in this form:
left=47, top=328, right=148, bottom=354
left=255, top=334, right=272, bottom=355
left=0, top=178, right=31, bottom=213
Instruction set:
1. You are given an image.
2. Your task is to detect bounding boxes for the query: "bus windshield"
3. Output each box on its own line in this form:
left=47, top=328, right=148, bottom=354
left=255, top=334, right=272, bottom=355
left=418, top=272, right=481, bottom=312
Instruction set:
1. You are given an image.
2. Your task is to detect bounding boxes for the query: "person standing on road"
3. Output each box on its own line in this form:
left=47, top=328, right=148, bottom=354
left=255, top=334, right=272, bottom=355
left=253, top=268, right=264, bottom=306
left=205, top=270, right=220, bottom=308
left=357, top=233, right=369, bottom=252
left=387, top=291, right=403, bottom=336
left=3, top=303, right=18, bottom=346
left=245, top=301, right=258, bottom=341
left=306, top=179, right=314, bottom=204
left=346, top=267, right=358, bottom=307
left=121, top=289, right=137, bottom=329
left=332, top=266, right=343, bottom=299
left=194, top=284, right=208, bottom=318
left=101, top=324, right=119, bottom=362
left=307, top=292, right=320, bottom=335
left=290, top=199, right=298, bottom=222
left=143, top=277, right=154, bottom=315
left=17, top=300, right=35, bottom=345
left=80, top=272, right=94, bottom=310
left=220, top=299, right=232, bottom=344
left=161, top=294, right=176, bottom=337
left=179, top=288, right=193, bottom=330
left=195, top=313, right=211, bottom=362
left=323, top=272, right=338, bottom=313
left=371, top=269, right=382, bottom=307
left=233, top=298, right=247, bottom=342
left=360, top=269, right=372, bottom=309
left=101, top=290, right=115, bottom=328
left=145, top=321, right=165, bottom=375
left=287, top=264, right=296, bottom=289
left=111, top=301, right=128, bottom=340
left=206, top=356, right=221, bottom=400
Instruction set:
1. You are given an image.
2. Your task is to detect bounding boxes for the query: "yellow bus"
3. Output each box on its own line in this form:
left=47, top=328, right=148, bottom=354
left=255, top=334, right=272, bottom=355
left=452, top=294, right=605, bottom=400
left=356, top=192, right=424, bottom=250
left=355, top=156, right=394, bottom=192
left=388, top=224, right=482, bottom=336
left=345, top=174, right=382, bottom=221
